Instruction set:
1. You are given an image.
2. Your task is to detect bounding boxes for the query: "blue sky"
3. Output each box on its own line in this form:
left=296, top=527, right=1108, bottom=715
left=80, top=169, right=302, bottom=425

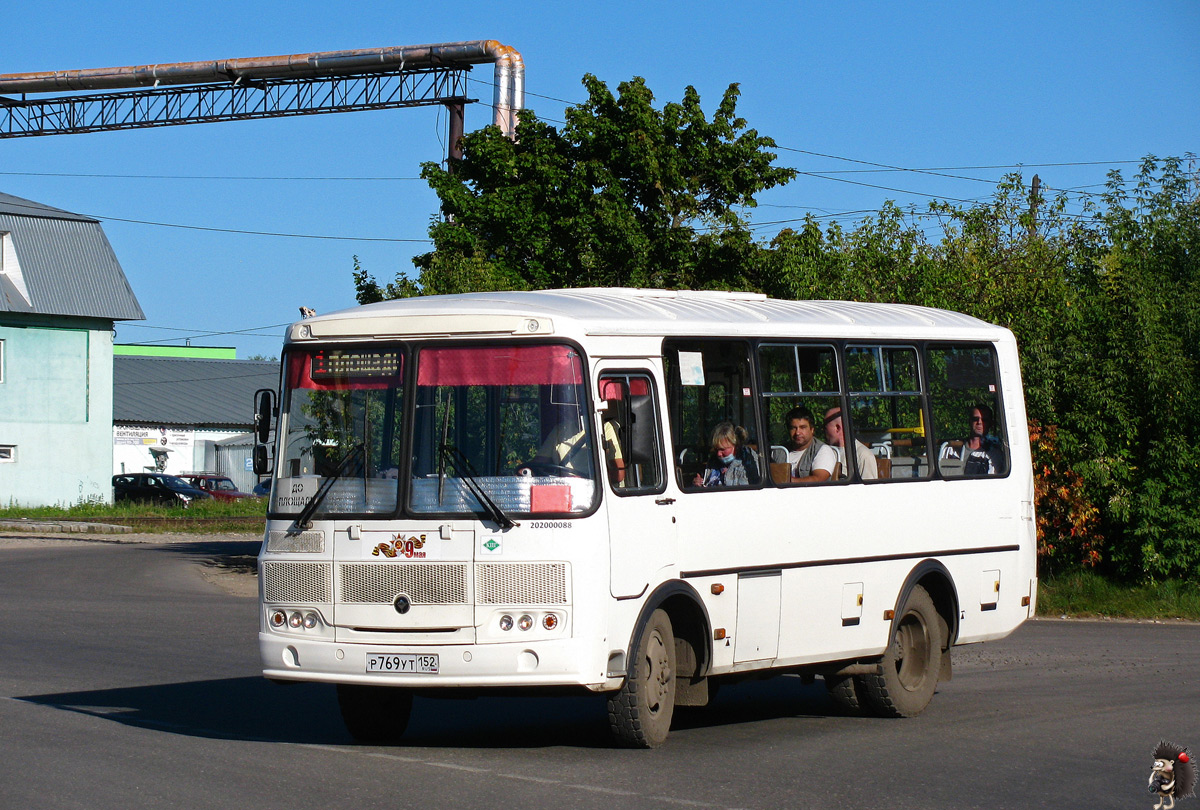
left=2, top=1, right=1196, bottom=358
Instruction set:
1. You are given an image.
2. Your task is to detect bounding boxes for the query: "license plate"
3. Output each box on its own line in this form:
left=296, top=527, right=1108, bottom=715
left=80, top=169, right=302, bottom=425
left=365, top=653, right=439, bottom=674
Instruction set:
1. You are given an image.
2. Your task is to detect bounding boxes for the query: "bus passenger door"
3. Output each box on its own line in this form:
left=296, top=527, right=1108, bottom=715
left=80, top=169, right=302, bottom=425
left=597, top=369, right=677, bottom=598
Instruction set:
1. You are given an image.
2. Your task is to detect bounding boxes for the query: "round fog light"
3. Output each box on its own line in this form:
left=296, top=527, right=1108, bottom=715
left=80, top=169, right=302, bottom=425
left=270, top=610, right=287, bottom=628
left=518, top=614, right=533, bottom=631
left=303, top=612, right=318, bottom=629
left=542, top=613, right=558, bottom=630
left=499, top=614, right=514, bottom=631
left=288, top=612, right=303, bottom=629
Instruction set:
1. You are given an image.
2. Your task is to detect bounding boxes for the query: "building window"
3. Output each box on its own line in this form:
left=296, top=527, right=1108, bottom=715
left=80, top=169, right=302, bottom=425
left=0, top=445, right=15, bottom=463
left=0, top=338, right=4, bottom=383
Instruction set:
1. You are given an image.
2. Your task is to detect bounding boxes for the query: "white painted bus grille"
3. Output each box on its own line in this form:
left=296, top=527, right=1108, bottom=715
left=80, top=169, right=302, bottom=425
left=339, top=563, right=468, bottom=605
left=262, top=561, right=332, bottom=603
left=476, top=563, right=568, bottom=605
left=265, top=530, right=325, bottom=553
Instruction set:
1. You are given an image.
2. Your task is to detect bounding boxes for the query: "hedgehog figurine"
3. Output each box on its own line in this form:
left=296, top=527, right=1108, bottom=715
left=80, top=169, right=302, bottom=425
left=1150, top=740, right=1196, bottom=810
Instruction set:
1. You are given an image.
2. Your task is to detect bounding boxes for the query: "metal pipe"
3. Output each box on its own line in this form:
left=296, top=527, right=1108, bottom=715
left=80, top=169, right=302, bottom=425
left=0, top=40, right=525, bottom=136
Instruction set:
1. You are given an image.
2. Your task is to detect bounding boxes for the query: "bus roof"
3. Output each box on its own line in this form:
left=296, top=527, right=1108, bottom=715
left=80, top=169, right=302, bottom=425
left=288, top=289, right=1010, bottom=343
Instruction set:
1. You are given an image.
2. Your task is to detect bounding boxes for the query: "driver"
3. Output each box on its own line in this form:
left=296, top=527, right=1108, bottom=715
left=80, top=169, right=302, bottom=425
left=526, top=410, right=622, bottom=480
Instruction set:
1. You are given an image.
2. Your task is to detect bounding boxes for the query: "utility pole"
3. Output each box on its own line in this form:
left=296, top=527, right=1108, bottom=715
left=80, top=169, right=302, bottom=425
left=1028, top=174, right=1041, bottom=238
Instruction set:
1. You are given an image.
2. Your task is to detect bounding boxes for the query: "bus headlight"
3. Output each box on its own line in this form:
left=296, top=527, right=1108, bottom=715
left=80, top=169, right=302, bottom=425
left=518, top=614, right=533, bottom=631
left=288, top=612, right=304, bottom=629
left=542, top=613, right=559, bottom=630
left=270, top=609, right=287, bottom=628
left=499, top=614, right=514, bottom=631
left=303, top=612, right=319, bottom=629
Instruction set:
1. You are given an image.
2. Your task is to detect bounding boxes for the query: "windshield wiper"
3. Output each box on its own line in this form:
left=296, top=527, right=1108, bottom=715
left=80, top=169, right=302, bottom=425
left=439, top=443, right=517, bottom=530
left=286, top=443, right=365, bottom=535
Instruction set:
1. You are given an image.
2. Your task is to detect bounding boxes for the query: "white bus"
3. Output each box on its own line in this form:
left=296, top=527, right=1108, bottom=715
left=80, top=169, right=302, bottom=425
left=254, top=289, right=1036, bottom=747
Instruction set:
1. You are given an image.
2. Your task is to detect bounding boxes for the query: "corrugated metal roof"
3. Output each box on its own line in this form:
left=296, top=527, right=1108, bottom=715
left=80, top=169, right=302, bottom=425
left=0, top=191, right=144, bottom=320
left=113, top=357, right=280, bottom=429
left=0, top=191, right=93, bottom=221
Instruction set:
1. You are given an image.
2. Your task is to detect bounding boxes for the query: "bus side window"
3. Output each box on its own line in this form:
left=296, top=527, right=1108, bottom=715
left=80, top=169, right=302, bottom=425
left=758, top=343, right=843, bottom=484
left=664, top=340, right=762, bottom=489
left=926, top=344, right=1009, bottom=478
left=599, top=373, right=665, bottom=493
left=846, top=345, right=931, bottom=480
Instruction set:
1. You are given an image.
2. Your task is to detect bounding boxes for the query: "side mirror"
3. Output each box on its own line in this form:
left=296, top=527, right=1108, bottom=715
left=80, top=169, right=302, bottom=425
left=254, top=388, right=275, bottom=444
left=253, top=444, right=270, bottom=476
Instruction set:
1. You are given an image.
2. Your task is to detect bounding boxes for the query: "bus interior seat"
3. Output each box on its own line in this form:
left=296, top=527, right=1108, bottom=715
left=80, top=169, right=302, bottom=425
left=887, top=456, right=927, bottom=478
left=937, top=441, right=965, bottom=477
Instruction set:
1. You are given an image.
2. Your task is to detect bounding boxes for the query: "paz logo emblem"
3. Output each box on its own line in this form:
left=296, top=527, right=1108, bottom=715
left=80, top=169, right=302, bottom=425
left=482, top=538, right=501, bottom=554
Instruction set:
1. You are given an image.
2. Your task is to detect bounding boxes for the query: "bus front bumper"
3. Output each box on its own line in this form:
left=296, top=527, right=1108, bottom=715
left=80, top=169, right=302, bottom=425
left=260, top=633, right=617, bottom=690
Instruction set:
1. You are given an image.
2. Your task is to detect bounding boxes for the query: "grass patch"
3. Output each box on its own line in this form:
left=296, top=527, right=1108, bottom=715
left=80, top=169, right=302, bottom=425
left=1038, top=569, right=1200, bottom=621
left=0, top=497, right=267, bottom=533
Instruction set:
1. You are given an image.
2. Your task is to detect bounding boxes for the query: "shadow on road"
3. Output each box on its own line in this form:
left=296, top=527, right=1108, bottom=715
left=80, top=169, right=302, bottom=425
left=16, top=673, right=853, bottom=749
left=154, top=539, right=262, bottom=575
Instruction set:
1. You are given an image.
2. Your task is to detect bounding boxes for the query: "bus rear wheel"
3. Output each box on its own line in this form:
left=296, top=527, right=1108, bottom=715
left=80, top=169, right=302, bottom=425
left=608, top=608, right=677, bottom=748
left=862, top=584, right=942, bottom=718
left=337, top=684, right=413, bottom=744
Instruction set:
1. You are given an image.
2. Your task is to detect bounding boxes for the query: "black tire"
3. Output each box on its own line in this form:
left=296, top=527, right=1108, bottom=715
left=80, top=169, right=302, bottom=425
left=336, top=684, right=413, bottom=744
left=862, top=584, right=943, bottom=717
left=824, top=673, right=870, bottom=716
left=607, top=608, right=677, bottom=748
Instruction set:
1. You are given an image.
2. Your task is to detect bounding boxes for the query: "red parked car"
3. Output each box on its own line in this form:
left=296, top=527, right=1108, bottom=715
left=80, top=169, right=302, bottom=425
left=180, top=474, right=256, bottom=502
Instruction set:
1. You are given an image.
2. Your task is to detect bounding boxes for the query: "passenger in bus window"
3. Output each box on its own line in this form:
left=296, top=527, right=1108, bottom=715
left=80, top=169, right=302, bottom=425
left=693, top=422, right=759, bottom=487
left=939, top=404, right=1005, bottom=475
left=784, top=407, right=836, bottom=483
left=823, top=407, right=878, bottom=480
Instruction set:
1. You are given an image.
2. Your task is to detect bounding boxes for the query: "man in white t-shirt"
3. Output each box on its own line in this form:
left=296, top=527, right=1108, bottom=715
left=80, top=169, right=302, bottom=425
left=823, top=406, right=878, bottom=480
left=784, top=407, right=837, bottom=483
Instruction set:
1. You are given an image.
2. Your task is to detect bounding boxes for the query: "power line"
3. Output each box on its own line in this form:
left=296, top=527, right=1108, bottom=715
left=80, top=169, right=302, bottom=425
left=120, top=321, right=291, bottom=335
left=0, top=170, right=424, bottom=181
left=94, top=213, right=432, bottom=243
left=117, top=320, right=294, bottom=346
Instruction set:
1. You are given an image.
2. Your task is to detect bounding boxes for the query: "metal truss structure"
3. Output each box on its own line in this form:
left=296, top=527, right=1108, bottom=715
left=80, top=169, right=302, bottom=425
left=0, top=67, right=472, bottom=138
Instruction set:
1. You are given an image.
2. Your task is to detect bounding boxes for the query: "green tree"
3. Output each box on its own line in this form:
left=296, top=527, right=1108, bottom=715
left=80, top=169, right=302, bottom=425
left=355, top=75, right=795, bottom=299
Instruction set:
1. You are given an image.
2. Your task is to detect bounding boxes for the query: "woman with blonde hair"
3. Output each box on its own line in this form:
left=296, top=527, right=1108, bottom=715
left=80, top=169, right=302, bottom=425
left=694, top=421, right=759, bottom=487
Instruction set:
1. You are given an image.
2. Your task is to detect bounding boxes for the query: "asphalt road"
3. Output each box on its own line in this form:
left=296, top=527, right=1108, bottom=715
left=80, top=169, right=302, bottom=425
left=1, top=533, right=1197, bottom=810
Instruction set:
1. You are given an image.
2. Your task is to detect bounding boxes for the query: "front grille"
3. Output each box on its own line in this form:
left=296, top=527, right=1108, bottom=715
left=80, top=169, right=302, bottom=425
left=476, top=562, right=568, bottom=605
left=339, top=563, right=468, bottom=605
left=262, top=561, right=332, bottom=603
left=265, top=530, right=325, bottom=553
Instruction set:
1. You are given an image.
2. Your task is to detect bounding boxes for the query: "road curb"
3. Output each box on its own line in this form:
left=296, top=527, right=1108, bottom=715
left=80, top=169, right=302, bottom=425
left=0, top=519, right=134, bottom=534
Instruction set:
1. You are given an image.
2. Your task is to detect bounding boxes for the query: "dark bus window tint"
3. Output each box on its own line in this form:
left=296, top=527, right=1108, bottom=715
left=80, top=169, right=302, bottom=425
left=926, top=344, right=1008, bottom=477
left=846, top=345, right=930, bottom=480
left=664, top=340, right=762, bottom=489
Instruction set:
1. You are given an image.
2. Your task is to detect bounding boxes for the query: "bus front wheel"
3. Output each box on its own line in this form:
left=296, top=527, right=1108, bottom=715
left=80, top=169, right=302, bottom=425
left=862, top=584, right=942, bottom=717
left=337, top=684, right=413, bottom=744
left=608, top=608, right=677, bottom=748
left=824, top=673, right=870, bottom=715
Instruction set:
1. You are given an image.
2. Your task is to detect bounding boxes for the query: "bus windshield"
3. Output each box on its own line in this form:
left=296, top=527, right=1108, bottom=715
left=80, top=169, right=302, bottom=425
left=272, top=342, right=597, bottom=519
left=274, top=346, right=405, bottom=516
left=409, top=343, right=597, bottom=518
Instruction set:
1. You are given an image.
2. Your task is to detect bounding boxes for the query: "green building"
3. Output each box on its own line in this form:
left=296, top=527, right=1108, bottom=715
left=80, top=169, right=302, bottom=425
left=0, top=192, right=144, bottom=506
